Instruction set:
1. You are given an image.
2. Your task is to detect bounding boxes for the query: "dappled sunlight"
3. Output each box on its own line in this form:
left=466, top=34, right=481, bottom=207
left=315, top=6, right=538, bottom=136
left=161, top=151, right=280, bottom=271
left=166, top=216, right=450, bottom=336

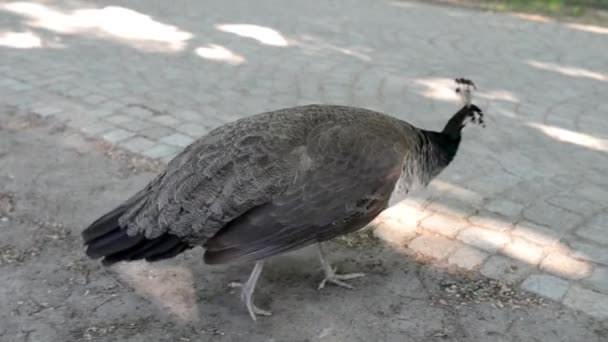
left=371, top=177, right=593, bottom=281
left=414, top=77, right=520, bottom=103
left=414, top=78, right=460, bottom=102
left=216, top=24, right=288, bottom=47
left=387, top=1, right=418, bottom=9
left=0, top=30, right=41, bottom=48
left=528, top=122, right=608, bottom=152
left=476, top=89, right=519, bottom=103
left=512, top=13, right=553, bottom=23
left=566, top=23, right=608, bottom=35
left=115, top=261, right=199, bottom=322
left=195, top=44, right=245, bottom=65
left=2, top=2, right=192, bottom=51
left=527, top=60, right=607, bottom=82
left=293, top=34, right=372, bottom=61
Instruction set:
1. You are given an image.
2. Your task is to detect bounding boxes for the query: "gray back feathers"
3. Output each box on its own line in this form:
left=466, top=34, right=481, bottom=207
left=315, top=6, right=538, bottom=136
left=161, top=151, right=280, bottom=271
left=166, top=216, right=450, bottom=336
left=118, top=104, right=441, bottom=249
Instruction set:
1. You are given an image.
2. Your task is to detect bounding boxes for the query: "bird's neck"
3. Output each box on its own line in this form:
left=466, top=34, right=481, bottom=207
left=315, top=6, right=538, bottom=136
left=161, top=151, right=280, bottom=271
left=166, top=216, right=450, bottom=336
left=414, top=130, right=461, bottom=183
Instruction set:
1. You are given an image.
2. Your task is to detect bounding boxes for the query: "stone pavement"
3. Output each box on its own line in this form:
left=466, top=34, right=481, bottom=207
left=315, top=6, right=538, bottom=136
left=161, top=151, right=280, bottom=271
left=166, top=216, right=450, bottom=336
left=0, top=0, right=607, bottom=322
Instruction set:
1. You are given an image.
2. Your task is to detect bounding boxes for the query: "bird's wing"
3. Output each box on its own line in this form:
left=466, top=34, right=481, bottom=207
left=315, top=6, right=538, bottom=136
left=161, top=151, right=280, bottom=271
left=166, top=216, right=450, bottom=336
left=203, top=122, right=405, bottom=264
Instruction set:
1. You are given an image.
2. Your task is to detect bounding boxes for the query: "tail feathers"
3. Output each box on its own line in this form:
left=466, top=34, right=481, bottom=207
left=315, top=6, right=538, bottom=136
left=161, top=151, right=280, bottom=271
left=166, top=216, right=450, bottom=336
left=82, top=202, right=190, bottom=265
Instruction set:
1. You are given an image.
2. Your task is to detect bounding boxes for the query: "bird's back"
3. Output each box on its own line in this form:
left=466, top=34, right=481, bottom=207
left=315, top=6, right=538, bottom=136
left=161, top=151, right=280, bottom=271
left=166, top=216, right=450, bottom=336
left=82, top=104, right=419, bottom=264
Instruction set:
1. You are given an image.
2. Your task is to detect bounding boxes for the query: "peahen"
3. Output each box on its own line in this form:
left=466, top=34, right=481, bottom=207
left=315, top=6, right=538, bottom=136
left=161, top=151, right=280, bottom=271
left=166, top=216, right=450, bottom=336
left=82, top=78, right=484, bottom=320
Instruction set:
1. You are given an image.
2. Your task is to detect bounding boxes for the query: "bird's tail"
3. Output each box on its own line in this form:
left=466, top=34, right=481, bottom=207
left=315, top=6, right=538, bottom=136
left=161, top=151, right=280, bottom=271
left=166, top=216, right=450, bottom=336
left=82, top=192, right=190, bottom=265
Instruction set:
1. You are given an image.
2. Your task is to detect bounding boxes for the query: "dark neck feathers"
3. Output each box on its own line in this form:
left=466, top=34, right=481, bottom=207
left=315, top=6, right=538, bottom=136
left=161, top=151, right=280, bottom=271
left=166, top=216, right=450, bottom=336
left=442, top=104, right=482, bottom=139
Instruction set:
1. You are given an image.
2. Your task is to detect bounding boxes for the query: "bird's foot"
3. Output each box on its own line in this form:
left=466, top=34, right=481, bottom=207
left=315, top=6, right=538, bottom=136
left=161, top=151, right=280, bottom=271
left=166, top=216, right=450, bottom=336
left=228, top=282, right=272, bottom=321
left=318, top=266, right=366, bottom=290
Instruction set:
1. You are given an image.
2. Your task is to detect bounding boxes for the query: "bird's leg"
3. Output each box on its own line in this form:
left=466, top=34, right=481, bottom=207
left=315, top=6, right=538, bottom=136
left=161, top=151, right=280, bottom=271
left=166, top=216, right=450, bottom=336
left=317, top=243, right=366, bottom=290
left=229, top=261, right=271, bottom=321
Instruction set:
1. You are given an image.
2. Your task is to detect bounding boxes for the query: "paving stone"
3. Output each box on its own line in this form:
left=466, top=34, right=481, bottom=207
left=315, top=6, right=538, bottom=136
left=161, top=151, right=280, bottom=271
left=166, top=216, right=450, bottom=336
left=576, top=213, right=608, bottom=244
left=546, top=194, right=602, bottom=218
left=523, top=202, right=583, bottom=233
left=141, top=144, right=182, bottom=159
left=540, top=252, right=592, bottom=280
left=464, top=173, right=521, bottom=196
left=174, top=109, right=205, bottom=122
left=139, top=126, right=176, bottom=140
left=448, top=245, right=489, bottom=270
left=119, top=119, right=155, bottom=132
left=105, top=114, right=133, bottom=125
left=176, top=123, right=208, bottom=138
left=521, top=274, right=571, bottom=301
left=420, top=212, right=469, bottom=238
left=501, top=237, right=545, bottom=266
left=102, top=129, right=136, bottom=143
left=160, top=133, right=194, bottom=148
left=468, top=211, right=515, bottom=232
left=569, top=240, right=608, bottom=266
left=574, top=185, right=608, bottom=206
left=425, top=196, right=478, bottom=218
left=480, top=255, right=532, bottom=284
left=120, top=136, right=157, bottom=153
left=372, top=215, right=418, bottom=249
left=80, top=121, right=115, bottom=135
left=563, top=285, right=608, bottom=320
left=457, top=226, right=510, bottom=253
left=583, top=266, right=608, bottom=294
left=33, top=106, right=63, bottom=117
left=512, top=220, right=562, bottom=247
left=150, top=115, right=181, bottom=126
left=408, top=234, right=460, bottom=261
left=124, top=107, right=154, bottom=119
left=485, top=198, right=525, bottom=219
left=501, top=178, right=561, bottom=203
left=82, top=94, right=108, bottom=105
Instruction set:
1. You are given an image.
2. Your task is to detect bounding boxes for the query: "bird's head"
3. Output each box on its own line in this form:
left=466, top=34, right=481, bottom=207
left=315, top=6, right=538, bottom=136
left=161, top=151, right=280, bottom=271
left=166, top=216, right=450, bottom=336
left=441, top=78, right=485, bottom=140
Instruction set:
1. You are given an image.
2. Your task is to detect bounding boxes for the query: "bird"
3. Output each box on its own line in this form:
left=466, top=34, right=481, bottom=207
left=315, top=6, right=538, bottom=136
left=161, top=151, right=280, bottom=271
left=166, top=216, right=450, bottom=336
left=82, top=78, right=484, bottom=321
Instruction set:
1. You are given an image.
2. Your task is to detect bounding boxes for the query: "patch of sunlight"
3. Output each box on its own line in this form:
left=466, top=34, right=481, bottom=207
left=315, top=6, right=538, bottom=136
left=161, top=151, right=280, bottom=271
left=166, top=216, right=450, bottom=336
left=492, top=106, right=518, bottom=118
left=0, top=31, right=41, bottom=48
left=566, top=23, right=608, bottom=35
left=116, top=262, right=199, bottom=322
left=216, top=24, right=288, bottom=47
left=387, top=1, right=418, bottom=8
left=375, top=188, right=592, bottom=280
left=512, top=13, right=553, bottom=23
left=2, top=2, right=192, bottom=51
left=477, top=90, right=519, bottom=103
left=414, top=77, right=519, bottom=103
left=195, top=44, right=245, bottom=65
left=415, top=78, right=460, bottom=102
left=528, top=122, right=608, bottom=152
left=373, top=200, right=425, bottom=251
left=294, top=34, right=372, bottom=61
left=527, top=60, right=607, bottom=82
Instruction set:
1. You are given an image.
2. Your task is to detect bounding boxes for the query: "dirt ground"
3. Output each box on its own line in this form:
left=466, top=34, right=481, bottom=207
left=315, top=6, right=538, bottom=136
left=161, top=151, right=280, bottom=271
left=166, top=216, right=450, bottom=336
left=1, top=108, right=606, bottom=341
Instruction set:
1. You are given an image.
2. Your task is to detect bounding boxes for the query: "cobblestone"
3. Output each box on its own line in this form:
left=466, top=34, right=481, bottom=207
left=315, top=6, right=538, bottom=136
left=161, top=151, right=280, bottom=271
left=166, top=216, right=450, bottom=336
left=448, top=245, right=489, bottom=270
left=408, top=234, right=460, bottom=261
left=102, top=129, right=136, bottom=143
left=420, top=213, right=468, bottom=238
left=576, top=213, right=608, bottom=244
left=480, top=255, right=533, bottom=284
left=540, top=252, right=593, bottom=280
left=521, top=274, right=571, bottom=301
left=563, top=286, right=608, bottom=320
left=501, top=238, right=545, bottom=266
left=457, top=226, right=511, bottom=253
left=584, top=266, right=608, bottom=294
